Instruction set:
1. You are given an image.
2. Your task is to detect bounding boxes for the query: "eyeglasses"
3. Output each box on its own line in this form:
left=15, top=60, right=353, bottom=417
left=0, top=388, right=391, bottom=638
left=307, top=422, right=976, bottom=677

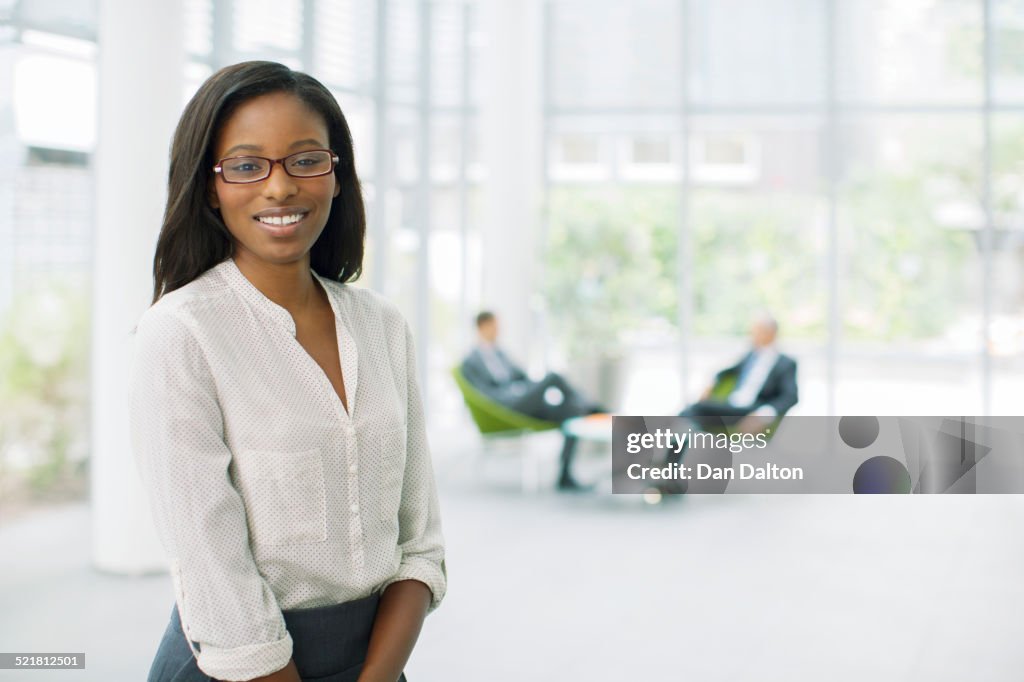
left=213, top=149, right=340, bottom=184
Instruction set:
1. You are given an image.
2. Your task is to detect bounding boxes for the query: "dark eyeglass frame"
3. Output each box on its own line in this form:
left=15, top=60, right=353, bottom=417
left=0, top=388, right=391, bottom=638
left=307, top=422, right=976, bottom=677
left=212, top=149, right=340, bottom=184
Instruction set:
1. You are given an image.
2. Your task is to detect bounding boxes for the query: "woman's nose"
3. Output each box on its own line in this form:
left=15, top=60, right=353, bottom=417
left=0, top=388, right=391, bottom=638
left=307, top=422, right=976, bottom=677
left=261, top=162, right=299, bottom=201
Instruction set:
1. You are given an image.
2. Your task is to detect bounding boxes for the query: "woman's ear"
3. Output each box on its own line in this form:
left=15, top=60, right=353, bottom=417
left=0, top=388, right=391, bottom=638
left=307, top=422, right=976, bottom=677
left=333, top=180, right=341, bottom=198
left=208, top=181, right=220, bottom=210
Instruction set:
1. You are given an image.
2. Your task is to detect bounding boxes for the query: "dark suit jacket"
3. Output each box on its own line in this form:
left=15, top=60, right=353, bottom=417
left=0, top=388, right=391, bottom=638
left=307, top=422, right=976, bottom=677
left=460, top=346, right=529, bottom=404
left=716, top=351, right=799, bottom=416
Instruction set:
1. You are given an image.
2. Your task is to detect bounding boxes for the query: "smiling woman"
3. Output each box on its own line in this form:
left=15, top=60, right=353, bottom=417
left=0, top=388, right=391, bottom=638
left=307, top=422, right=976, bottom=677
left=152, top=63, right=365, bottom=301
left=208, top=91, right=341, bottom=269
left=132, top=62, right=446, bottom=682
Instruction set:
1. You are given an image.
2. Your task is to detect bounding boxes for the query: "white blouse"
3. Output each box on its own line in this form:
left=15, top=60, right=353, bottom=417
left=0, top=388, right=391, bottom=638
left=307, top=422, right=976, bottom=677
left=130, top=258, right=446, bottom=681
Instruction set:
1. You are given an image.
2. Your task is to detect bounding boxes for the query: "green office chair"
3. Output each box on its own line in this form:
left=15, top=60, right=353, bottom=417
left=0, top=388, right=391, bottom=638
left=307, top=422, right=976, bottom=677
left=706, top=373, right=785, bottom=437
left=451, top=366, right=559, bottom=435
left=708, top=373, right=738, bottom=402
left=451, top=366, right=559, bottom=492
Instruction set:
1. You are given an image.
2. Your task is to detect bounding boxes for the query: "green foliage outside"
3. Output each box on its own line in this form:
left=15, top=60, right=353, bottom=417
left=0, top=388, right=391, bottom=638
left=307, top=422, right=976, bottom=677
left=842, top=118, right=1024, bottom=340
left=690, top=190, right=824, bottom=338
left=993, top=118, right=1024, bottom=221
left=840, top=171, right=974, bottom=341
left=544, top=185, right=677, bottom=358
left=0, top=283, right=90, bottom=503
left=543, top=120, right=1024, bottom=359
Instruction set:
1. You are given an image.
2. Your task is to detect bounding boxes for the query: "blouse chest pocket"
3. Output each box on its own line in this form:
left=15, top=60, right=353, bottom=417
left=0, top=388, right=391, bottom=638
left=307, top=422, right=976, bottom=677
left=377, top=426, right=407, bottom=526
left=232, top=447, right=327, bottom=546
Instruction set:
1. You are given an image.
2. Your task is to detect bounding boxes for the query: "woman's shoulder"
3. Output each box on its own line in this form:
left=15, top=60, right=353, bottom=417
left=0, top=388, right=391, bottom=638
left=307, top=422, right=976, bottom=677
left=138, top=263, right=235, bottom=332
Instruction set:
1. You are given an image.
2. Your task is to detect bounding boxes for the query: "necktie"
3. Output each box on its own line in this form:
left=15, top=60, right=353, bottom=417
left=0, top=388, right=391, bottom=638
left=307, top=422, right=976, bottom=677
left=482, top=347, right=511, bottom=383
left=736, top=354, right=755, bottom=386
left=728, top=353, right=760, bottom=407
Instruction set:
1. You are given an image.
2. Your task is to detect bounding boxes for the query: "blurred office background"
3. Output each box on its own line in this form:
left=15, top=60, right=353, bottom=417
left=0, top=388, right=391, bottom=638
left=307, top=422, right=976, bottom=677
left=2, top=1, right=1024, bottom=681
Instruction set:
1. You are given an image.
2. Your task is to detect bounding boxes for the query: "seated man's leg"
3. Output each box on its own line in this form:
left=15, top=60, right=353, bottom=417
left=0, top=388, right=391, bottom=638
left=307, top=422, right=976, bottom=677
left=680, top=400, right=750, bottom=433
left=662, top=401, right=751, bottom=467
left=504, top=380, right=553, bottom=420
left=556, top=434, right=586, bottom=490
left=505, top=380, right=589, bottom=490
left=505, top=375, right=575, bottom=423
left=654, top=402, right=751, bottom=496
left=537, top=372, right=603, bottom=419
left=503, top=372, right=603, bottom=422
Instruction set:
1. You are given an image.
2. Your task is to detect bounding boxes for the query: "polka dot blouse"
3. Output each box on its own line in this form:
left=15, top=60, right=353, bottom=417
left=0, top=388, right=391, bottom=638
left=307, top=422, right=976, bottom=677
left=130, top=258, right=446, bottom=681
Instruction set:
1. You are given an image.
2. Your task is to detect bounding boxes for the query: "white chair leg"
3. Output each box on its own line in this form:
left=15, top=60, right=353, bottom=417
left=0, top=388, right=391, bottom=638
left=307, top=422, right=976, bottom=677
left=522, top=445, right=540, bottom=494
left=475, top=436, right=490, bottom=485
left=470, top=431, right=551, bottom=494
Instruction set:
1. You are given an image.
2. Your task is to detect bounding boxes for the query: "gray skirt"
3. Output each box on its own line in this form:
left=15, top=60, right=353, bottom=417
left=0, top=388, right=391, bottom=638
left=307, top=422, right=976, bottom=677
left=147, top=593, right=408, bottom=682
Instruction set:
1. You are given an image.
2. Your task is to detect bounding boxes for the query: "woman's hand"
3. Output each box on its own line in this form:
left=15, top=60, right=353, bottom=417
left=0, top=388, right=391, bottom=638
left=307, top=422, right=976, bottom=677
left=218, top=580, right=431, bottom=682
left=356, top=580, right=432, bottom=682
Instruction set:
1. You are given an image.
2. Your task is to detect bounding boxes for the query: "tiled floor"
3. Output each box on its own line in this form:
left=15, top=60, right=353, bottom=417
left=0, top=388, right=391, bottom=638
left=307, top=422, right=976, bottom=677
left=2, top=432, right=1023, bottom=681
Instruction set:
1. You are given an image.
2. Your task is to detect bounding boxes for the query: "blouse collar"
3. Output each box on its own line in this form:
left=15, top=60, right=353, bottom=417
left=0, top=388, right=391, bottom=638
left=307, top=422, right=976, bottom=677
left=214, top=258, right=357, bottom=416
left=215, top=258, right=340, bottom=338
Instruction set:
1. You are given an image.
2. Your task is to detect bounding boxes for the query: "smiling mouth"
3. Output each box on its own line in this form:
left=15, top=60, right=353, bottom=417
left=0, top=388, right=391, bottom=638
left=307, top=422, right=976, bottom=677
left=254, top=212, right=308, bottom=226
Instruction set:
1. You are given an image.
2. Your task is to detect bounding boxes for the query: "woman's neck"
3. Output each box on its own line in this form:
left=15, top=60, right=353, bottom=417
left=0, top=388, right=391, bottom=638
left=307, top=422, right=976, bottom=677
left=232, top=251, right=318, bottom=316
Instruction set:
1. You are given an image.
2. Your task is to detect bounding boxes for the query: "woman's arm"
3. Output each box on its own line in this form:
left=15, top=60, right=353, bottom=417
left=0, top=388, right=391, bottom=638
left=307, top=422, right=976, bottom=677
left=357, top=580, right=432, bottom=682
left=356, top=319, right=447, bottom=680
left=131, top=309, right=295, bottom=681
left=246, top=582, right=431, bottom=682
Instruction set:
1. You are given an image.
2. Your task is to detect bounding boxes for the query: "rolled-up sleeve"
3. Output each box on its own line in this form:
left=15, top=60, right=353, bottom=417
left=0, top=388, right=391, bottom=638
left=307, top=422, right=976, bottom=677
left=130, top=308, right=293, bottom=681
left=381, top=322, right=447, bottom=610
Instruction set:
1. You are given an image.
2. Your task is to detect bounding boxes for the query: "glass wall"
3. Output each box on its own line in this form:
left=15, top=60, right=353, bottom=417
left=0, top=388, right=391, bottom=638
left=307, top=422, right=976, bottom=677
left=1, top=0, right=482, bottom=379
left=543, top=0, right=1022, bottom=416
left=0, top=0, right=481, bottom=499
left=4, top=0, right=1023, bottom=509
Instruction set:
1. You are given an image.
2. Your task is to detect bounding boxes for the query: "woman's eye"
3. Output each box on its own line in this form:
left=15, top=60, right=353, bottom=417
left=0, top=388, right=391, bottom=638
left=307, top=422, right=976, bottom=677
left=231, top=162, right=262, bottom=172
left=288, top=153, right=330, bottom=171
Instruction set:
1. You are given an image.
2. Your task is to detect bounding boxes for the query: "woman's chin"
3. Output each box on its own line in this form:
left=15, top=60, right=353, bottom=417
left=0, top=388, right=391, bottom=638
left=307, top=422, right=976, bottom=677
left=235, top=242, right=314, bottom=268
left=230, top=225, right=325, bottom=268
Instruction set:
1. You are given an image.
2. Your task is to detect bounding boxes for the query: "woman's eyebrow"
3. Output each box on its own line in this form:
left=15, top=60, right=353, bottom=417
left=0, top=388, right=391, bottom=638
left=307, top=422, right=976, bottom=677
left=289, top=138, right=326, bottom=150
left=222, top=139, right=326, bottom=157
left=223, top=143, right=262, bottom=156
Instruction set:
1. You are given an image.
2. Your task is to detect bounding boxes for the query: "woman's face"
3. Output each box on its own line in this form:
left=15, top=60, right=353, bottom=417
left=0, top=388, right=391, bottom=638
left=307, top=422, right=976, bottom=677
left=210, top=91, right=340, bottom=268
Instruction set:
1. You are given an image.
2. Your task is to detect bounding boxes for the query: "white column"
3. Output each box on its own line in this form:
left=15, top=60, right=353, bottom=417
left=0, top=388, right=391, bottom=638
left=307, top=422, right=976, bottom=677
left=91, top=0, right=184, bottom=573
left=0, top=42, right=18, bottom=315
left=479, top=0, right=543, bottom=367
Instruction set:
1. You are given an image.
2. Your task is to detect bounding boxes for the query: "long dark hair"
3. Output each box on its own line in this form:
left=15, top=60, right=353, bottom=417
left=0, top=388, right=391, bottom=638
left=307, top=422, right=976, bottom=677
left=152, top=61, right=365, bottom=302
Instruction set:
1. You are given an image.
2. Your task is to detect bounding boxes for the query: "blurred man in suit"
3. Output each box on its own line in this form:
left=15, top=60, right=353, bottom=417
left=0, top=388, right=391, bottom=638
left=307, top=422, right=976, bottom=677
left=461, top=311, right=598, bottom=423
left=681, top=313, right=798, bottom=433
left=654, top=313, right=798, bottom=496
left=460, top=311, right=601, bottom=490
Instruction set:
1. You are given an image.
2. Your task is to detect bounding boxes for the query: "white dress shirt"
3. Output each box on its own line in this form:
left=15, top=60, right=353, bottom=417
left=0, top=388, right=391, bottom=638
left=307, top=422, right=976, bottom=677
left=727, top=346, right=779, bottom=414
left=130, top=259, right=446, bottom=681
left=477, top=343, right=512, bottom=384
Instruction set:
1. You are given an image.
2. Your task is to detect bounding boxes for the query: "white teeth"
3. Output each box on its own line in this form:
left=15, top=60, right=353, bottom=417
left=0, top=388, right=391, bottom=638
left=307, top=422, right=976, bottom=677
left=256, top=213, right=305, bottom=226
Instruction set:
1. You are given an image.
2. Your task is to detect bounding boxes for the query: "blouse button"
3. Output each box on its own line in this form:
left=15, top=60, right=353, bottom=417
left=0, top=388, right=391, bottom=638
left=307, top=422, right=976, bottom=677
left=350, top=503, right=359, bottom=514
